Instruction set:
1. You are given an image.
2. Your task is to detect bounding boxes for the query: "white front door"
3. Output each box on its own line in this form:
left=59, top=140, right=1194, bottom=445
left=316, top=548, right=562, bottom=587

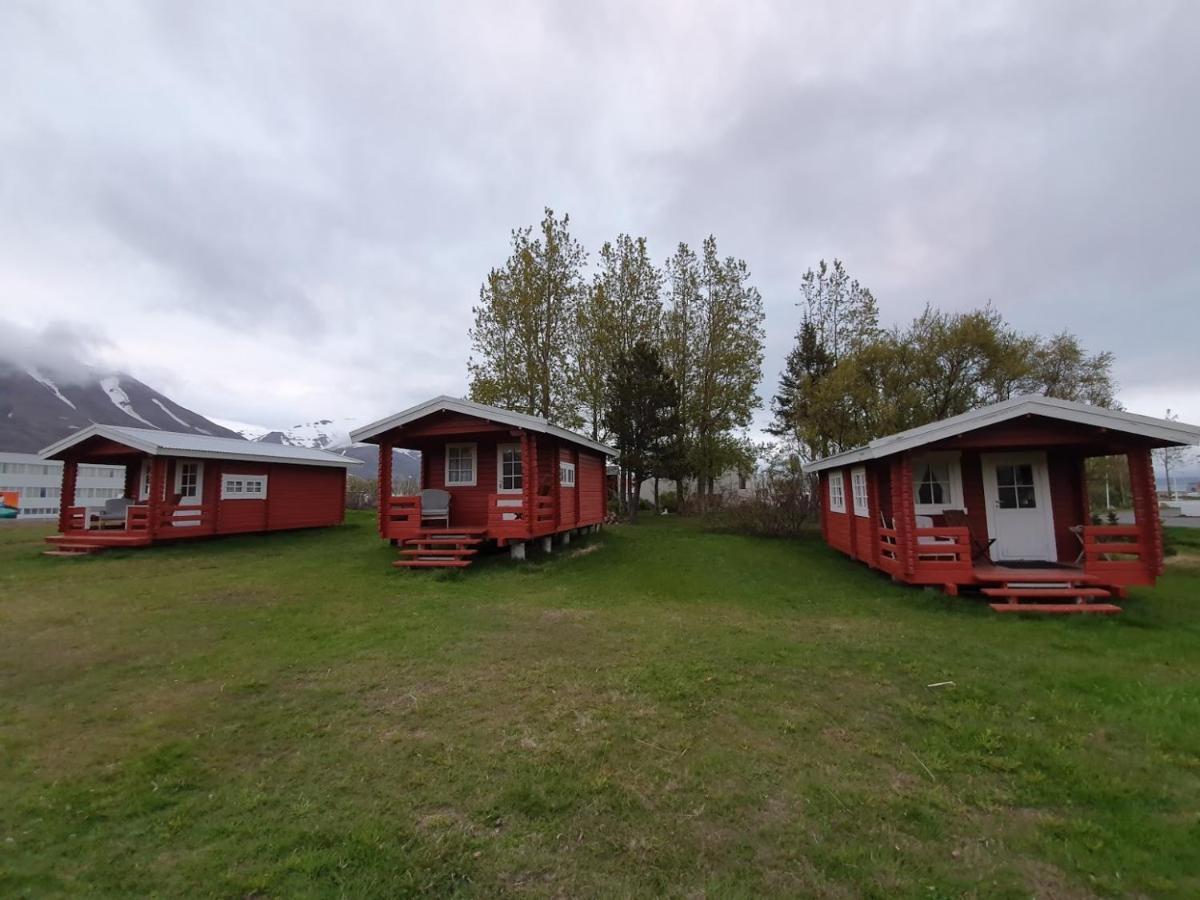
left=173, top=460, right=203, bottom=526
left=981, top=452, right=1056, bottom=561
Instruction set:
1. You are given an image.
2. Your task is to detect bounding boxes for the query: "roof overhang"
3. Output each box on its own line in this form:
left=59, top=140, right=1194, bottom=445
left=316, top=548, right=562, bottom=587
left=803, top=396, right=1200, bottom=473
left=39, top=424, right=360, bottom=468
left=350, top=395, right=618, bottom=457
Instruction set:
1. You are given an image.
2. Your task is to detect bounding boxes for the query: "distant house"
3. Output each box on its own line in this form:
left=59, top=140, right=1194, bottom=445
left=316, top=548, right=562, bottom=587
left=804, top=396, right=1200, bottom=614
left=350, top=396, right=615, bottom=568
left=0, top=451, right=124, bottom=520
left=39, top=425, right=358, bottom=555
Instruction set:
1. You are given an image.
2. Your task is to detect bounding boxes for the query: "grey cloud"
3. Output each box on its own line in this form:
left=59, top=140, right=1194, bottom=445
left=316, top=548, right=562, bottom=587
left=0, top=318, right=112, bottom=383
left=0, top=0, right=1197, bottom=428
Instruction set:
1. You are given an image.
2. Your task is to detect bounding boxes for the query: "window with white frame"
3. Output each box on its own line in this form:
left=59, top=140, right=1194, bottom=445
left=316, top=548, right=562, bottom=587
left=851, top=467, right=869, bottom=517
left=176, top=461, right=200, bottom=498
left=497, top=443, right=523, bottom=493
left=910, top=452, right=963, bottom=514
left=559, top=461, right=576, bottom=487
left=221, top=474, right=268, bottom=500
left=445, top=443, right=477, bottom=487
left=828, top=471, right=847, bottom=513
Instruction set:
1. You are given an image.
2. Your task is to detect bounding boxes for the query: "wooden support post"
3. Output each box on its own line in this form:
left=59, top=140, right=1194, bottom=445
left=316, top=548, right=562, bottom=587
left=57, top=458, right=78, bottom=533
left=866, top=464, right=881, bottom=567
left=540, top=536, right=552, bottom=553
left=147, top=456, right=166, bottom=538
left=522, top=431, right=536, bottom=539
left=561, top=529, right=571, bottom=546
left=510, top=541, right=526, bottom=561
left=891, top=456, right=916, bottom=578
left=378, top=438, right=393, bottom=539
left=1128, top=448, right=1164, bottom=576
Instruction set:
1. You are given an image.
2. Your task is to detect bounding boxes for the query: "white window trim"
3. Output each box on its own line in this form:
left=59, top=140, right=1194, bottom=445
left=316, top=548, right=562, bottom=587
left=911, top=451, right=964, bottom=516
left=221, top=474, right=269, bottom=500
left=496, top=442, right=523, bottom=494
left=445, top=442, right=477, bottom=487
left=851, top=467, right=869, bottom=518
left=828, top=471, right=847, bottom=514
left=559, top=461, right=576, bottom=487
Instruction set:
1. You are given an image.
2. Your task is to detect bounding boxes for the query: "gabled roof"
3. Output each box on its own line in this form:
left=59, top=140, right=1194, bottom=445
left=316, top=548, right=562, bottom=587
left=40, top=424, right=361, bottom=468
left=350, top=395, right=617, bottom=456
left=803, top=395, right=1200, bottom=473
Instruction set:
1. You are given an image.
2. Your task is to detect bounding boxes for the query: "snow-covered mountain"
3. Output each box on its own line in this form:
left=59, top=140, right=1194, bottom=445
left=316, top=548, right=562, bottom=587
left=0, top=364, right=242, bottom=452
left=211, top=415, right=422, bottom=481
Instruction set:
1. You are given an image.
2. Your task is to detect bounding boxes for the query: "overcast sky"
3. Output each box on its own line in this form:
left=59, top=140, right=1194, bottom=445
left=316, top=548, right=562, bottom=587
left=2, top=0, right=1198, bottom=436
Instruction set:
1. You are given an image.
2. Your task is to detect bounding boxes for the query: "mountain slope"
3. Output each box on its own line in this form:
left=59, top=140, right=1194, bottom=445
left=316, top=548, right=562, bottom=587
left=0, top=365, right=242, bottom=452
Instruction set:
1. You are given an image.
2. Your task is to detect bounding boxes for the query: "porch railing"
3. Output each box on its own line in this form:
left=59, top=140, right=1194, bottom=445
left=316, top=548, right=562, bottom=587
left=384, top=495, right=422, bottom=539
left=127, top=505, right=150, bottom=531
left=911, top=526, right=973, bottom=579
left=64, top=506, right=88, bottom=531
left=1080, top=524, right=1150, bottom=578
left=156, top=503, right=215, bottom=535
left=487, top=494, right=529, bottom=539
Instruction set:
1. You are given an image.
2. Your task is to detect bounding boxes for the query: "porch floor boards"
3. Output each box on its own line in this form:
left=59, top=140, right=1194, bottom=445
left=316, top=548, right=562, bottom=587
left=970, top=565, right=1101, bottom=584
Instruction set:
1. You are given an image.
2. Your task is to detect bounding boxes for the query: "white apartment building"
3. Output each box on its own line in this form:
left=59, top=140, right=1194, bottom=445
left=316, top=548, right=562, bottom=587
left=0, top=451, right=125, bottom=520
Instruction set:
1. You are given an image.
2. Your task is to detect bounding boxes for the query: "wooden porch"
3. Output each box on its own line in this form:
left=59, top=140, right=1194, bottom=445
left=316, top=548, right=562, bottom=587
left=876, top=522, right=1151, bottom=613
left=45, top=502, right=219, bottom=555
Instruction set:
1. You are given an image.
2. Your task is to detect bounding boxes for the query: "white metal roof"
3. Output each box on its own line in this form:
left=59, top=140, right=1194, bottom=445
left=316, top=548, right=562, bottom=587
left=803, top=395, right=1200, bottom=473
left=39, top=424, right=361, bottom=468
left=350, top=395, right=618, bottom=456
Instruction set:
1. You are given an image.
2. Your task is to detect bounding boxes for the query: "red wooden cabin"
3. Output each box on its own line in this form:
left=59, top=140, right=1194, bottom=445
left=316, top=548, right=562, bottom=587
left=805, top=397, right=1200, bottom=614
left=350, top=396, right=615, bottom=568
left=40, top=424, right=357, bottom=556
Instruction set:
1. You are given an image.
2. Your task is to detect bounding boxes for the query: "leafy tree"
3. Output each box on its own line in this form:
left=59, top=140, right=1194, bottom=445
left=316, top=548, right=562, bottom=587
left=1025, top=332, right=1118, bottom=408
left=604, top=342, right=679, bottom=523
left=782, top=293, right=1121, bottom=457
left=659, top=242, right=702, bottom=501
left=1154, top=409, right=1193, bottom=498
left=574, top=235, right=662, bottom=440
left=770, top=259, right=878, bottom=457
left=691, top=236, right=765, bottom=498
left=467, top=208, right=586, bottom=426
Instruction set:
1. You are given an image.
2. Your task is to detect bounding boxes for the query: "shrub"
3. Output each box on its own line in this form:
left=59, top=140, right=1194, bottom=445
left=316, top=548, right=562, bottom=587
left=700, top=448, right=818, bottom=538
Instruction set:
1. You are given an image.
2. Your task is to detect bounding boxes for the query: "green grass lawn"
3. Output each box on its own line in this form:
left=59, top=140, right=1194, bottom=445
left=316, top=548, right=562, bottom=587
left=2, top=513, right=1198, bottom=898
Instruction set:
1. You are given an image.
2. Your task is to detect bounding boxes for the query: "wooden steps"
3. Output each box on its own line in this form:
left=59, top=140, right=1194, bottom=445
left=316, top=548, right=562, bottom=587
left=974, top=566, right=1121, bottom=614
left=42, top=536, right=114, bottom=557
left=989, top=603, right=1122, bottom=615
left=394, top=531, right=484, bottom=569
left=395, top=558, right=473, bottom=569
left=982, top=587, right=1112, bottom=600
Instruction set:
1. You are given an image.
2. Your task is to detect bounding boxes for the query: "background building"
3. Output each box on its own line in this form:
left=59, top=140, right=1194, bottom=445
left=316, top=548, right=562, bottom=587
left=0, top=451, right=124, bottom=520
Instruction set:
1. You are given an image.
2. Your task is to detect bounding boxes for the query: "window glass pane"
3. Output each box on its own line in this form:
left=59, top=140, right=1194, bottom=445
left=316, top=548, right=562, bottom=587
left=1017, top=485, right=1037, bottom=508
left=996, top=465, right=1015, bottom=487
left=1015, top=464, right=1034, bottom=487
left=998, top=485, right=1017, bottom=509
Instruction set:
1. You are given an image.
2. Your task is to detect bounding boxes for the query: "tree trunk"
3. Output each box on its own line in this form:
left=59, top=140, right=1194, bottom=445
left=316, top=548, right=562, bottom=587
left=653, top=477, right=660, bottom=512
left=627, top=475, right=639, bottom=524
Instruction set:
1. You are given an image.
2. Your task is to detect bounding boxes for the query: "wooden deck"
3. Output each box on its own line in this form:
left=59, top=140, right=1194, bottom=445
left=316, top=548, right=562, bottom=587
left=43, top=530, right=155, bottom=557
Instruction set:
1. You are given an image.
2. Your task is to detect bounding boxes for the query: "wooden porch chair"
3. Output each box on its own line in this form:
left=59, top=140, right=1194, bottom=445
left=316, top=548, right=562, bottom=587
left=420, top=489, right=451, bottom=528
left=90, top=497, right=133, bottom=530
left=942, top=509, right=994, bottom=562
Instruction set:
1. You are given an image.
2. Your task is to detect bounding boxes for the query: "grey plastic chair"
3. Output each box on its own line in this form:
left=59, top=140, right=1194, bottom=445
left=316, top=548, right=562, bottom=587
left=420, top=489, right=451, bottom=528
left=93, top=497, right=133, bottom=529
